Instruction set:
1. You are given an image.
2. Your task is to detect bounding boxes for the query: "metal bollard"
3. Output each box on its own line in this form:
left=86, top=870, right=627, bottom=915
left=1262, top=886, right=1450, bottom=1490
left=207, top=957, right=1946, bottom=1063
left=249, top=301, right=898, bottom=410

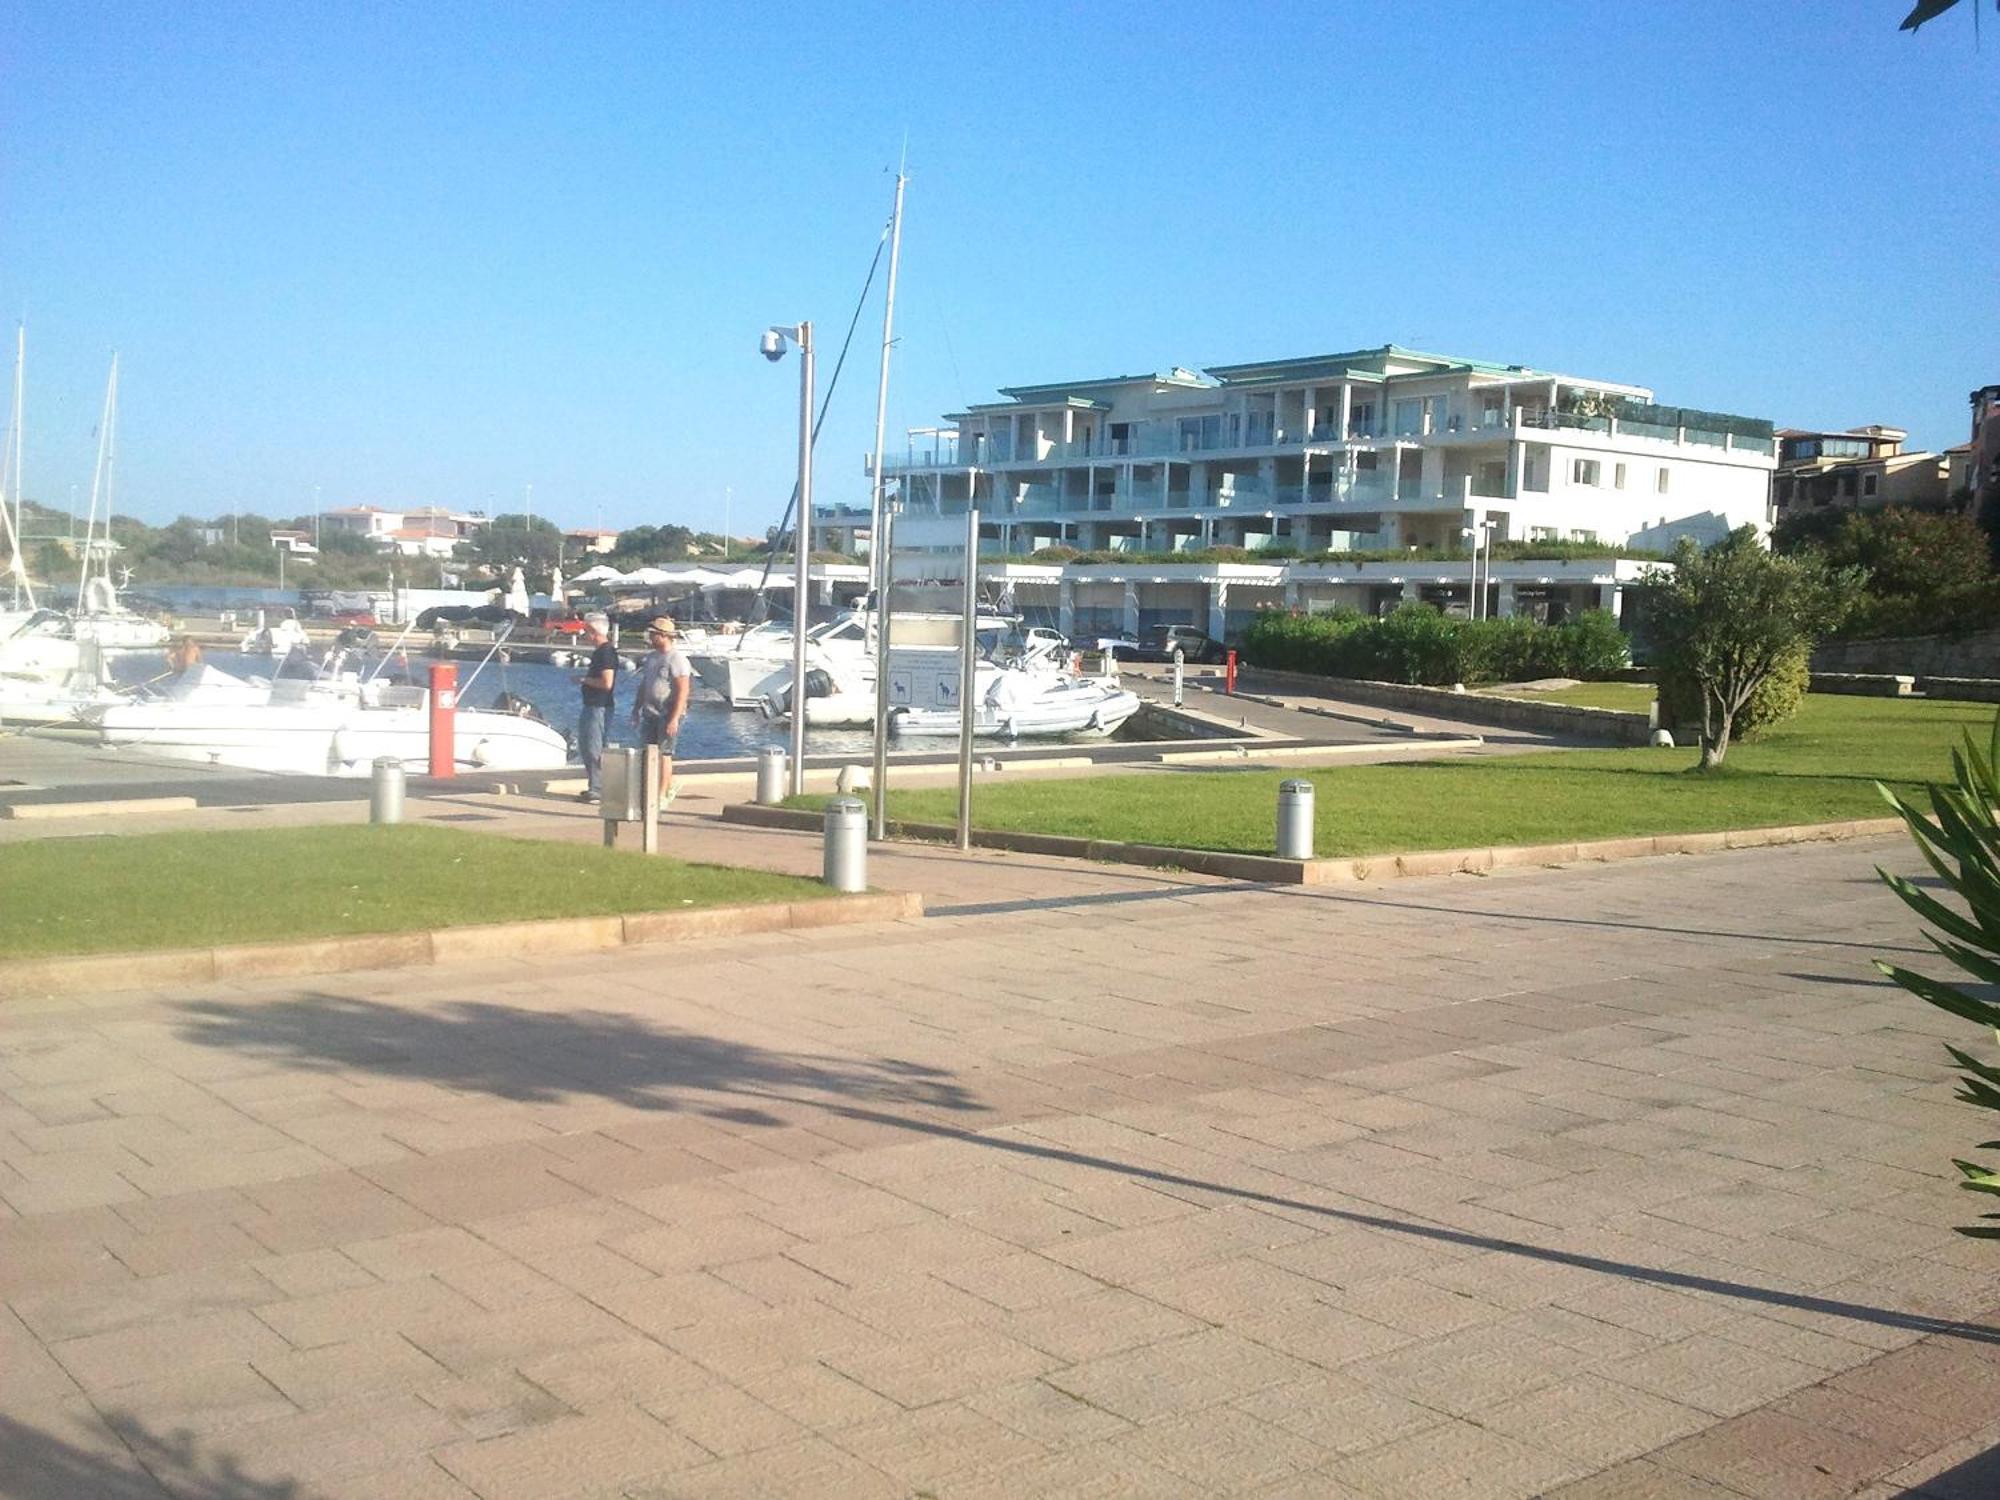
left=370, top=757, right=405, bottom=825
left=823, top=796, right=868, bottom=892
left=1171, top=648, right=1185, bottom=707
left=755, top=746, right=788, bottom=805
left=1276, top=778, right=1315, bottom=860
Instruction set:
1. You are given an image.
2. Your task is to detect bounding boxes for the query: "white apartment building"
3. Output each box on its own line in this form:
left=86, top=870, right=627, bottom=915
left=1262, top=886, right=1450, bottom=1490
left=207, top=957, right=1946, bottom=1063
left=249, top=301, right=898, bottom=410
left=320, top=506, right=490, bottom=559
left=823, top=345, right=1775, bottom=560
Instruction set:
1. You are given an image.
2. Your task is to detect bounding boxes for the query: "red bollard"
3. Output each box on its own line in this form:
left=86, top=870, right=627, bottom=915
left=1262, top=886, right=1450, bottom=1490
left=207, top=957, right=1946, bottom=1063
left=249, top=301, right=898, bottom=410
left=427, top=663, right=457, bottom=778
left=1224, top=649, right=1238, bottom=695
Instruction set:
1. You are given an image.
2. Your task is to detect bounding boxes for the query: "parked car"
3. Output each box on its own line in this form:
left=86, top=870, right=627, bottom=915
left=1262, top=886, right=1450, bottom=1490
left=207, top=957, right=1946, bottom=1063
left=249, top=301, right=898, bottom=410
left=326, top=608, right=377, bottom=627
left=1124, top=624, right=1228, bottom=664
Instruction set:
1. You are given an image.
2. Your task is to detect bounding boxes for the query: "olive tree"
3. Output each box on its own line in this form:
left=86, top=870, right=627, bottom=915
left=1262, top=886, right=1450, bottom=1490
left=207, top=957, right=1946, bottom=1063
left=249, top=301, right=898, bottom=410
left=1637, top=528, right=1861, bottom=770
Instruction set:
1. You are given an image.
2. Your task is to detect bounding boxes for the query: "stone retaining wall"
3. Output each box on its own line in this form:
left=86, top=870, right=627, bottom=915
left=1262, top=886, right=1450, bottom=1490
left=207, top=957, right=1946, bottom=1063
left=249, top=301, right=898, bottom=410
left=1812, top=626, right=2000, bottom=679
left=1238, top=667, right=1653, bottom=744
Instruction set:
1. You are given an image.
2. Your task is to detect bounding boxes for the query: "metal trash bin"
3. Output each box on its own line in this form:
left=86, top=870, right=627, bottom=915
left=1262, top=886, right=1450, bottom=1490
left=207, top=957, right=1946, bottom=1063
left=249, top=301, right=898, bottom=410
left=600, top=747, right=646, bottom=823
left=823, top=796, right=868, bottom=892
left=370, top=757, right=405, bottom=825
left=1276, top=779, right=1315, bottom=860
left=755, top=746, right=788, bottom=806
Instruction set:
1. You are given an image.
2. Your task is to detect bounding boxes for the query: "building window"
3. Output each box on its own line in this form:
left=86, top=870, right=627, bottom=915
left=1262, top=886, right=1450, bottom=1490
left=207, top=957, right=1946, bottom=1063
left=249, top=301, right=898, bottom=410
left=1864, top=474, right=1879, bottom=497
left=1529, top=526, right=1558, bottom=541
left=1656, top=468, right=1671, bottom=494
left=1613, top=463, right=1627, bottom=489
left=1393, top=399, right=1422, bottom=437
left=1841, top=472, right=1858, bottom=497
left=1570, top=529, right=1598, bottom=544
left=1481, top=394, right=1504, bottom=428
left=1571, top=459, right=1600, bottom=486
left=1355, top=452, right=1379, bottom=471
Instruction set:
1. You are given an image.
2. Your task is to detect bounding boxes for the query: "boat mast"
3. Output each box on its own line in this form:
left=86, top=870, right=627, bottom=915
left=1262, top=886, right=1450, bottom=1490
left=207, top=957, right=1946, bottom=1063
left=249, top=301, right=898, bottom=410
left=1, top=323, right=30, bottom=610
left=77, top=355, right=118, bottom=607
left=867, top=160, right=907, bottom=837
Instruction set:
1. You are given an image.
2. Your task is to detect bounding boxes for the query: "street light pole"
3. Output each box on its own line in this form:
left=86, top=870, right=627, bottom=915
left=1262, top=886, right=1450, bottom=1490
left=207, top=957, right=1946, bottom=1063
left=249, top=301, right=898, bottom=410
left=792, top=323, right=814, bottom=797
left=761, top=321, right=816, bottom=796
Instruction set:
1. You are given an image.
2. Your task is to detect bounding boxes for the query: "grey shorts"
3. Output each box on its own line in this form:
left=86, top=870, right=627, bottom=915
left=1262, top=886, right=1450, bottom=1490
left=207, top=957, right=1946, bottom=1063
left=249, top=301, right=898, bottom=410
left=638, top=712, right=679, bottom=754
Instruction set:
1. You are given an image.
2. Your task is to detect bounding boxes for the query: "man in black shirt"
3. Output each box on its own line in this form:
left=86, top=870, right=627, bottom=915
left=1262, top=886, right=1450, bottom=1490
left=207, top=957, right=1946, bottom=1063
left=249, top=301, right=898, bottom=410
left=576, top=612, right=619, bottom=803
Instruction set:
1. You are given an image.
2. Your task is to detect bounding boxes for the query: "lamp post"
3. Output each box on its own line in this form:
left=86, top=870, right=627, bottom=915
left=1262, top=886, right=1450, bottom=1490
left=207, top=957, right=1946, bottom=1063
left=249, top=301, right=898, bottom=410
left=761, top=321, right=814, bottom=796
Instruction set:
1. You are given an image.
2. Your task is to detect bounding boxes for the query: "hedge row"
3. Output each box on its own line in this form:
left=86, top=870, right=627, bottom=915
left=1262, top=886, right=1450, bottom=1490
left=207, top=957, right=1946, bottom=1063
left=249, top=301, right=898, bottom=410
left=1240, top=605, right=1630, bottom=687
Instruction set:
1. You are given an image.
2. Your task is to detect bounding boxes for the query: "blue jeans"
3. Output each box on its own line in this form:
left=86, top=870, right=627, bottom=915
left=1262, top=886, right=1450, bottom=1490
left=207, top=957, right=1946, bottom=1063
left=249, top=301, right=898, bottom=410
left=577, top=703, right=611, bottom=794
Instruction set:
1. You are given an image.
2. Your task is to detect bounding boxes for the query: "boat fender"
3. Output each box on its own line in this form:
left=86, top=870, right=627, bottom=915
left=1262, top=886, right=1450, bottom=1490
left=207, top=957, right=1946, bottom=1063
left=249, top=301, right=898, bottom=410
left=470, top=738, right=495, bottom=767
left=81, top=577, right=116, bottom=614
left=548, top=650, right=571, bottom=668
left=804, top=668, right=835, bottom=699
left=331, top=727, right=355, bottom=764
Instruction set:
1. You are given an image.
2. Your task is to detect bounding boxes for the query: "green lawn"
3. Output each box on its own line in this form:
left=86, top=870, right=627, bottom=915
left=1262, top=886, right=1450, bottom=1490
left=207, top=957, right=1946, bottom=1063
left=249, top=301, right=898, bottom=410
left=1479, top=681, right=1658, bottom=712
left=0, top=824, right=828, bottom=959
left=817, top=695, right=1987, bottom=858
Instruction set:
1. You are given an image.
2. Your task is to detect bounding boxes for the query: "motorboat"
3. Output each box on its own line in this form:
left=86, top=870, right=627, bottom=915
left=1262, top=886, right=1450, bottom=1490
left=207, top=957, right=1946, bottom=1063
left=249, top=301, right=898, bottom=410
left=891, top=665, right=1141, bottom=740
left=687, top=611, right=876, bottom=708
left=74, top=661, right=570, bottom=777
left=240, top=613, right=310, bottom=657
left=759, top=655, right=879, bottom=728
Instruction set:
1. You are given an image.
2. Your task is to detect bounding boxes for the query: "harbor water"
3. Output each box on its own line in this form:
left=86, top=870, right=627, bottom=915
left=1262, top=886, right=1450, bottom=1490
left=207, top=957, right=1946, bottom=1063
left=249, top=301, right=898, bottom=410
left=114, top=649, right=1092, bottom=763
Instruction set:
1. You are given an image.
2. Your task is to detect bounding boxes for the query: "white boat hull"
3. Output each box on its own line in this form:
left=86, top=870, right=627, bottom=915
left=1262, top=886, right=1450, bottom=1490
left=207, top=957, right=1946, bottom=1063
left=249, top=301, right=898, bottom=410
left=81, top=700, right=570, bottom=777
left=893, top=680, right=1141, bottom=740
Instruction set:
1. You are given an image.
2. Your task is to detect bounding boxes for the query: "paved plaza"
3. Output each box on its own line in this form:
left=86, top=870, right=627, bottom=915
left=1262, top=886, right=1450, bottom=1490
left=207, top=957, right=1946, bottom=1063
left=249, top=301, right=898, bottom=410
left=3, top=828, right=1999, bottom=1497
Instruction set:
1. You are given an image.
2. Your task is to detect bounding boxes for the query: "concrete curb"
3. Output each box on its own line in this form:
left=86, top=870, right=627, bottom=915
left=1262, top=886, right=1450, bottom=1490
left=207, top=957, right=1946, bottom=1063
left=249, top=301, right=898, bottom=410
left=0, top=890, right=923, bottom=1003
left=1, top=796, right=199, bottom=821
left=721, top=801, right=1905, bottom=887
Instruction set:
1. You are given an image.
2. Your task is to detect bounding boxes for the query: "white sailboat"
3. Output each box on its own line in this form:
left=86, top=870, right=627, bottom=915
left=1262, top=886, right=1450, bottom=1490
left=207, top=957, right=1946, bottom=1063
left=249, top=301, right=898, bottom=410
left=70, top=356, right=166, bottom=650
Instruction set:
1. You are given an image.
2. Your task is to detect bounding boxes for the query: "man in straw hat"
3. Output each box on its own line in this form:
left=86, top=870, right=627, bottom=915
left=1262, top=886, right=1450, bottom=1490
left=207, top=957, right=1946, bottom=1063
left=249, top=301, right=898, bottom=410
left=631, top=617, right=693, bottom=813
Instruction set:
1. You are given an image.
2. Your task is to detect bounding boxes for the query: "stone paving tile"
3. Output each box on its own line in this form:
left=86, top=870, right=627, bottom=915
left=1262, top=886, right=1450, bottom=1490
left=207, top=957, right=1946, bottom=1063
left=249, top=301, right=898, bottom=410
left=1649, top=1406, right=1905, bottom=1499
left=826, top=1321, right=1060, bottom=1407
left=1473, top=1375, right=1712, bottom=1468
left=253, top=1332, right=453, bottom=1408
left=627, top=1433, right=905, bottom=1498
left=434, top=1403, right=705, bottom=1498
left=50, top=1308, right=292, bottom=1394
left=1326, top=1415, right=1591, bottom=1498
left=1606, top=1332, right=1826, bottom=1418
left=1111, top=1402, right=1330, bottom=1491
left=828, top=1400, right=1047, bottom=1490
left=95, top=1360, right=296, bottom=1441
left=1045, top=1327, right=1320, bottom=1424
left=935, top=1442, right=1205, bottom=1500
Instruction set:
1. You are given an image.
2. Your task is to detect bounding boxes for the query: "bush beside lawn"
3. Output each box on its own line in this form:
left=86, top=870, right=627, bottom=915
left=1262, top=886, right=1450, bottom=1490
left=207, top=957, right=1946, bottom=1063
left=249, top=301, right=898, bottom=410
left=0, top=824, right=829, bottom=959
left=835, top=695, right=1984, bottom=858
left=1242, top=605, right=1631, bottom=687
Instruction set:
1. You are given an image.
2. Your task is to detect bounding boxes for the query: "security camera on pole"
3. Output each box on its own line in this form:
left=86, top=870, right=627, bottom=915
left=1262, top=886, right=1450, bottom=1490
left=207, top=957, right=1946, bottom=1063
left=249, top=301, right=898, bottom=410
left=760, top=322, right=815, bottom=797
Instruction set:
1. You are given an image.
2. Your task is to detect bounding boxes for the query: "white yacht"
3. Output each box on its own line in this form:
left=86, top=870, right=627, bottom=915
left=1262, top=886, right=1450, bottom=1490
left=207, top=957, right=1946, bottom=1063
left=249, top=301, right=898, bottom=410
left=890, top=666, right=1141, bottom=740
left=75, top=661, right=570, bottom=777
left=687, top=611, right=876, bottom=708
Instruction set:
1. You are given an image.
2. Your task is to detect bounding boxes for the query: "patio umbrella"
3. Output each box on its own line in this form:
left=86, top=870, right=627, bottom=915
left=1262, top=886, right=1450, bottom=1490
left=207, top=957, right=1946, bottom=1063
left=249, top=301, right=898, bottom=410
left=549, top=562, right=565, bottom=615
left=504, top=566, right=531, bottom=616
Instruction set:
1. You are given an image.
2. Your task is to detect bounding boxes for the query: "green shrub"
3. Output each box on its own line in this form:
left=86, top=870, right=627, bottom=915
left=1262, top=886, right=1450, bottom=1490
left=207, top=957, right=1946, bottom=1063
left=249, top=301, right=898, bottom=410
left=1658, top=642, right=1809, bottom=742
left=1240, top=606, right=1631, bottom=687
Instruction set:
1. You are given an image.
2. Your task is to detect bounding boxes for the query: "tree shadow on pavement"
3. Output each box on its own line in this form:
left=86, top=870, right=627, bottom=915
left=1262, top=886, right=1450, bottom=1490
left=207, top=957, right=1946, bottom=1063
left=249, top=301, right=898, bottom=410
left=0, top=1413, right=303, bottom=1500
left=170, top=996, right=1994, bottom=1351
left=174, top=992, right=981, bottom=1117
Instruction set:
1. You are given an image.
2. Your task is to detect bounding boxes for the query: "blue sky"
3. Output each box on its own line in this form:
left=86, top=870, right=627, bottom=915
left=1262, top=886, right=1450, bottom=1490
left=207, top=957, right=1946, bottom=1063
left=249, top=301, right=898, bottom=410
left=3, top=1, right=1994, bottom=535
